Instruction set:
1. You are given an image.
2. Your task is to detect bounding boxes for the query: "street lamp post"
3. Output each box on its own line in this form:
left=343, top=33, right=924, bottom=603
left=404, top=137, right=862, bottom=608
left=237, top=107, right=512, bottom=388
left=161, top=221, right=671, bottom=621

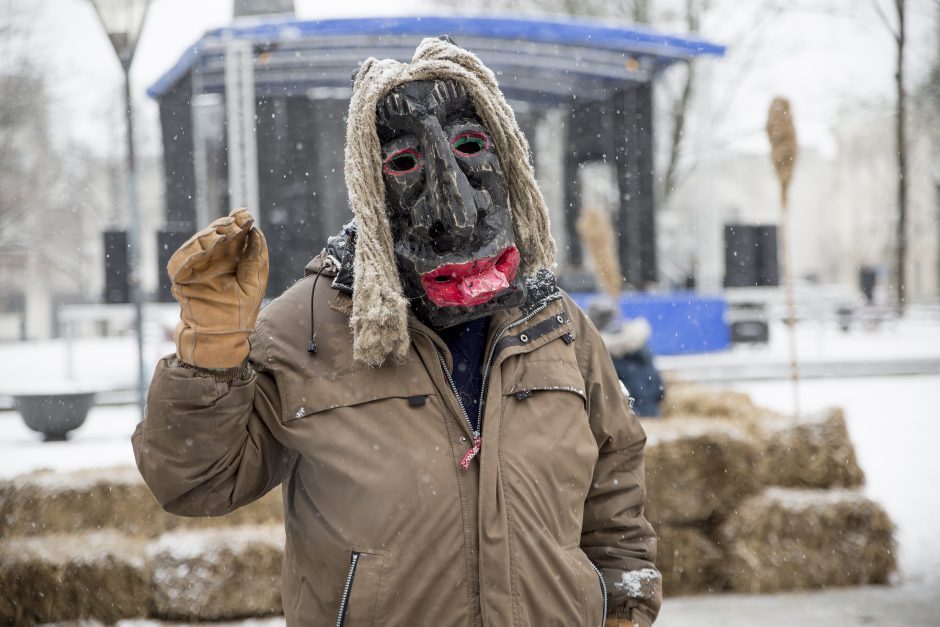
left=88, top=0, right=152, bottom=418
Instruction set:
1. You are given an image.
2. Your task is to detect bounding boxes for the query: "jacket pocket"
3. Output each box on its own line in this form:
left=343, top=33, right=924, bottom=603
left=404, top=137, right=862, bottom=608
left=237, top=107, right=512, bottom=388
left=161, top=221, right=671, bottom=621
left=336, top=550, right=387, bottom=627
left=505, top=358, right=587, bottom=404
left=283, top=366, right=436, bottom=424
left=566, top=547, right=606, bottom=627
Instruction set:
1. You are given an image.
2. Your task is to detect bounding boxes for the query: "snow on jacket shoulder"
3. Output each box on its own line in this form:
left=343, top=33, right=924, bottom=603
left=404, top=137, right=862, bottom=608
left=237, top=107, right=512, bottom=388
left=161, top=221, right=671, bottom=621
left=132, top=252, right=661, bottom=627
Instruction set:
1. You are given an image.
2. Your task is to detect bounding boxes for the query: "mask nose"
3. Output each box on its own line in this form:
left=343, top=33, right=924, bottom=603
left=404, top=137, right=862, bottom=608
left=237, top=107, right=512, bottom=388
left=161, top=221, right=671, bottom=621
left=420, top=117, right=478, bottom=252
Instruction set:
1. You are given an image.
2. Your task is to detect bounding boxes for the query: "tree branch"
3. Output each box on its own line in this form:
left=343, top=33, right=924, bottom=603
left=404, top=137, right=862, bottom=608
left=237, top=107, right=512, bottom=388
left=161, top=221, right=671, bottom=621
left=872, top=0, right=901, bottom=42
left=660, top=61, right=695, bottom=201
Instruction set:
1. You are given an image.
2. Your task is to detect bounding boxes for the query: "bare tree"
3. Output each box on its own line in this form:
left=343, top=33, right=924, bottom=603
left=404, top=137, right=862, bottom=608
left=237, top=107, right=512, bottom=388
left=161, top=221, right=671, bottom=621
left=0, top=2, right=115, bottom=293
left=659, top=0, right=708, bottom=202
left=873, top=0, right=909, bottom=313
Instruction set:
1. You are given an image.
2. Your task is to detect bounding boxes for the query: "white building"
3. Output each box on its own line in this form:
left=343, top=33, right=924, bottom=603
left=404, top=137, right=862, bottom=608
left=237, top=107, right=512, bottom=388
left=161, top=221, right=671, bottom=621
left=660, top=95, right=939, bottom=306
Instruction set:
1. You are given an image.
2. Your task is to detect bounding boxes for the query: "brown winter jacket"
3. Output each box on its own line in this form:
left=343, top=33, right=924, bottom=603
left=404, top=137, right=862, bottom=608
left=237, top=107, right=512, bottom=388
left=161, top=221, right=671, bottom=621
left=132, top=252, right=661, bottom=627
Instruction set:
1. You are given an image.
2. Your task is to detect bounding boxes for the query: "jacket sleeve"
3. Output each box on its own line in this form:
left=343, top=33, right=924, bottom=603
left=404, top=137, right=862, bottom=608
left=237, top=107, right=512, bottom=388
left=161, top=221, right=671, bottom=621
left=131, top=331, right=295, bottom=517
left=574, top=305, right=662, bottom=626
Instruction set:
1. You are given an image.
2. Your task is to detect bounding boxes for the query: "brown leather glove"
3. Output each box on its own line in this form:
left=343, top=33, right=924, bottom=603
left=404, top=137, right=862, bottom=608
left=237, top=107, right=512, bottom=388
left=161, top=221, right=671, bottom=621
left=605, top=619, right=635, bottom=627
left=168, top=208, right=268, bottom=369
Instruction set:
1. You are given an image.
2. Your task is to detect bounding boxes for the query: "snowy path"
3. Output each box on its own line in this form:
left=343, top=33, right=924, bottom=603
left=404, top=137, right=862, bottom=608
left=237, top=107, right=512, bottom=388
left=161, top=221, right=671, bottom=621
left=658, top=580, right=940, bottom=626
left=659, top=318, right=940, bottom=381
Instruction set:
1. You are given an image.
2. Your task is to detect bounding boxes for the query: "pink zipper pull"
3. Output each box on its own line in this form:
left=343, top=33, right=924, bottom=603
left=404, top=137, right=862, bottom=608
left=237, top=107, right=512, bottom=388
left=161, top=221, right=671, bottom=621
left=460, top=436, right=482, bottom=471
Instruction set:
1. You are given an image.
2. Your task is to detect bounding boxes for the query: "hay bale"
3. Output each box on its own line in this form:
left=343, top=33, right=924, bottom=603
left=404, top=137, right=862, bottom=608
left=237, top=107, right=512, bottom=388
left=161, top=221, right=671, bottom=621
left=719, top=487, right=896, bottom=593
left=758, top=407, right=865, bottom=489
left=661, top=383, right=778, bottom=422
left=0, top=466, right=283, bottom=538
left=656, top=525, right=723, bottom=596
left=0, top=467, right=160, bottom=538
left=644, top=418, right=763, bottom=524
left=659, top=385, right=865, bottom=491
left=148, top=525, right=284, bottom=620
left=0, top=531, right=149, bottom=625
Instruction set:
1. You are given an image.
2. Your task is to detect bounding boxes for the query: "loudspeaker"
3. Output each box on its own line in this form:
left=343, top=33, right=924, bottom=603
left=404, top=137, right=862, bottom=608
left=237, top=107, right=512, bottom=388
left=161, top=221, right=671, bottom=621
left=723, top=224, right=757, bottom=288
left=103, top=230, right=129, bottom=304
left=157, top=230, right=192, bottom=302
left=723, top=224, right=779, bottom=288
left=754, top=225, right=779, bottom=286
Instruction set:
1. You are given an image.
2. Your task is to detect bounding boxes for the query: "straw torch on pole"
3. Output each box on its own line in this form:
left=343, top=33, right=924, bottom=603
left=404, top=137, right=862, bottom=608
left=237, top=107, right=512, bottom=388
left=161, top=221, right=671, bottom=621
left=766, top=97, right=800, bottom=416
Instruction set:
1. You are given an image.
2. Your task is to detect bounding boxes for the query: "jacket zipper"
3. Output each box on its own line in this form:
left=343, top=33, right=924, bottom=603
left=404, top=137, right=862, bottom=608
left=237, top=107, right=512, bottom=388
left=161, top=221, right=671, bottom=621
left=432, top=299, right=554, bottom=471
left=335, top=551, right=360, bottom=627
left=588, top=560, right=608, bottom=627
left=434, top=347, right=477, bottom=437
left=434, top=347, right=482, bottom=470
left=474, top=301, right=552, bottom=429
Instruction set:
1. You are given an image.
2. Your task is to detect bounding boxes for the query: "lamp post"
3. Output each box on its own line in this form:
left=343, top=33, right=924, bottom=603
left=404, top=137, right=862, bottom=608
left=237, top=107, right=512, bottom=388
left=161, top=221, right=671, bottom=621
left=88, top=0, right=152, bottom=418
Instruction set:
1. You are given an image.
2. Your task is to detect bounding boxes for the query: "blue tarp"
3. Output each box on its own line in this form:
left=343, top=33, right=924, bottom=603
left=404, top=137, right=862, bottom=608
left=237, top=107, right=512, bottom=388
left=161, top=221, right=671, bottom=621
left=569, top=292, right=730, bottom=355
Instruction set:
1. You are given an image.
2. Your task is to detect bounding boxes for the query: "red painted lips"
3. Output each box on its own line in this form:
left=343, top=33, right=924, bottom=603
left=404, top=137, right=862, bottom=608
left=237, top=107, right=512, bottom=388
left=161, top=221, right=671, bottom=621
left=421, top=246, right=520, bottom=307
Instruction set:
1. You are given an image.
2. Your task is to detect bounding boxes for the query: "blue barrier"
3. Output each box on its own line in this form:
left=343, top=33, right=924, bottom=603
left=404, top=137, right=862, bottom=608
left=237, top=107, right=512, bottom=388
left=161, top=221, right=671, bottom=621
left=569, top=292, right=730, bottom=355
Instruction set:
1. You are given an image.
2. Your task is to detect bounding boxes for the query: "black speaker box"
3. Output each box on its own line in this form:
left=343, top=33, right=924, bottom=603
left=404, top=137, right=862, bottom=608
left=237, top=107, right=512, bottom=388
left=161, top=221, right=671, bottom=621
left=103, top=230, right=129, bottom=304
left=157, top=230, right=192, bottom=302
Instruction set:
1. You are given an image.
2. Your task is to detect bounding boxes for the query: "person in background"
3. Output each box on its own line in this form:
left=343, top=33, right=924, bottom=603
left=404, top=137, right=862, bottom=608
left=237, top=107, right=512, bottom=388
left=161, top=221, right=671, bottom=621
left=588, top=298, right=665, bottom=418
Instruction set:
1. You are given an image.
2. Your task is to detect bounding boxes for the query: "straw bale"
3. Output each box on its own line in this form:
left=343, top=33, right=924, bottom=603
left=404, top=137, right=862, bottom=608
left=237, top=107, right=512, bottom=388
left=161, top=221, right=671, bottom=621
left=0, top=466, right=283, bottom=538
left=659, top=385, right=864, bottom=490
left=719, top=487, right=896, bottom=593
left=0, top=530, right=149, bottom=625
left=644, top=418, right=763, bottom=524
left=757, top=407, right=865, bottom=489
left=656, top=525, right=723, bottom=596
left=661, top=382, right=779, bottom=422
left=148, top=524, right=285, bottom=620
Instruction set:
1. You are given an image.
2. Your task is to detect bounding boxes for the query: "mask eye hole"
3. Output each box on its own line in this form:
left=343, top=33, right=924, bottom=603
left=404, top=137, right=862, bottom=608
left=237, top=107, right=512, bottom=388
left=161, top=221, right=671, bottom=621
left=383, top=148, right=421, bottom=175
left=452, top=131, right=488, bottom=156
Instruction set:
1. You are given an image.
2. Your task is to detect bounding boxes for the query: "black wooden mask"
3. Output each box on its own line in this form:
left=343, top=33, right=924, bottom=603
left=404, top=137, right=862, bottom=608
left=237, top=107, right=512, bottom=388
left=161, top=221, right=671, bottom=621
left=377, top=79, right=526, bottom=329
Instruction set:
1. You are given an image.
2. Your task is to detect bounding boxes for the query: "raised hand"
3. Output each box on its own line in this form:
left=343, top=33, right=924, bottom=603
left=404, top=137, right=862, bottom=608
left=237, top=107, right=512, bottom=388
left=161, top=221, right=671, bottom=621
left=168, top=208, right=268, bottom=369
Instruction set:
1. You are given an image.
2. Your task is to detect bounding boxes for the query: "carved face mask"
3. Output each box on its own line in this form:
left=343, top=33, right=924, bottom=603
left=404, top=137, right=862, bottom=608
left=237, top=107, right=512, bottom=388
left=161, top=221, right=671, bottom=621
left=377, top=79, right=526, bottom=329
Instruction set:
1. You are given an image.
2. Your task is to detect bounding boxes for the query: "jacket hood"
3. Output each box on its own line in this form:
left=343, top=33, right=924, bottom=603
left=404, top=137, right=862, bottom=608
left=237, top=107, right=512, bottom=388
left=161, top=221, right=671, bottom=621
left=600, top=318, right=652, bottom=358
left=344, top=37, right=556, bottom=367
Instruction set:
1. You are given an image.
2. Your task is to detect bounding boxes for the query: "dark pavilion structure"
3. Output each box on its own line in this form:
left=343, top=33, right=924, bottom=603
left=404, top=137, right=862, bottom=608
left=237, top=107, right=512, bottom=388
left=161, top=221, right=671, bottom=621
left=148, top=15, right=724, bottom=299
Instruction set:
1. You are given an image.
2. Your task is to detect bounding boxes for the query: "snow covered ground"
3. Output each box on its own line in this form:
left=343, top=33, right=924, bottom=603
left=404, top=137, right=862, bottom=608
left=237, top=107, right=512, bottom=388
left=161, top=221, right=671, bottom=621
left=0, top=403, right=139, bottom=477
left=659, top=316, right=940, bottom=380
left=1, top=317, right=938, bottom=624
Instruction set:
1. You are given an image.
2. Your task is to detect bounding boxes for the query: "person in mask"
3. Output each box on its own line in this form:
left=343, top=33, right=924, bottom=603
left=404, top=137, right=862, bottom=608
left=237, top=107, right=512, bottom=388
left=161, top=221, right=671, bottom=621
left=133, top=37, right=661, bottom=627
